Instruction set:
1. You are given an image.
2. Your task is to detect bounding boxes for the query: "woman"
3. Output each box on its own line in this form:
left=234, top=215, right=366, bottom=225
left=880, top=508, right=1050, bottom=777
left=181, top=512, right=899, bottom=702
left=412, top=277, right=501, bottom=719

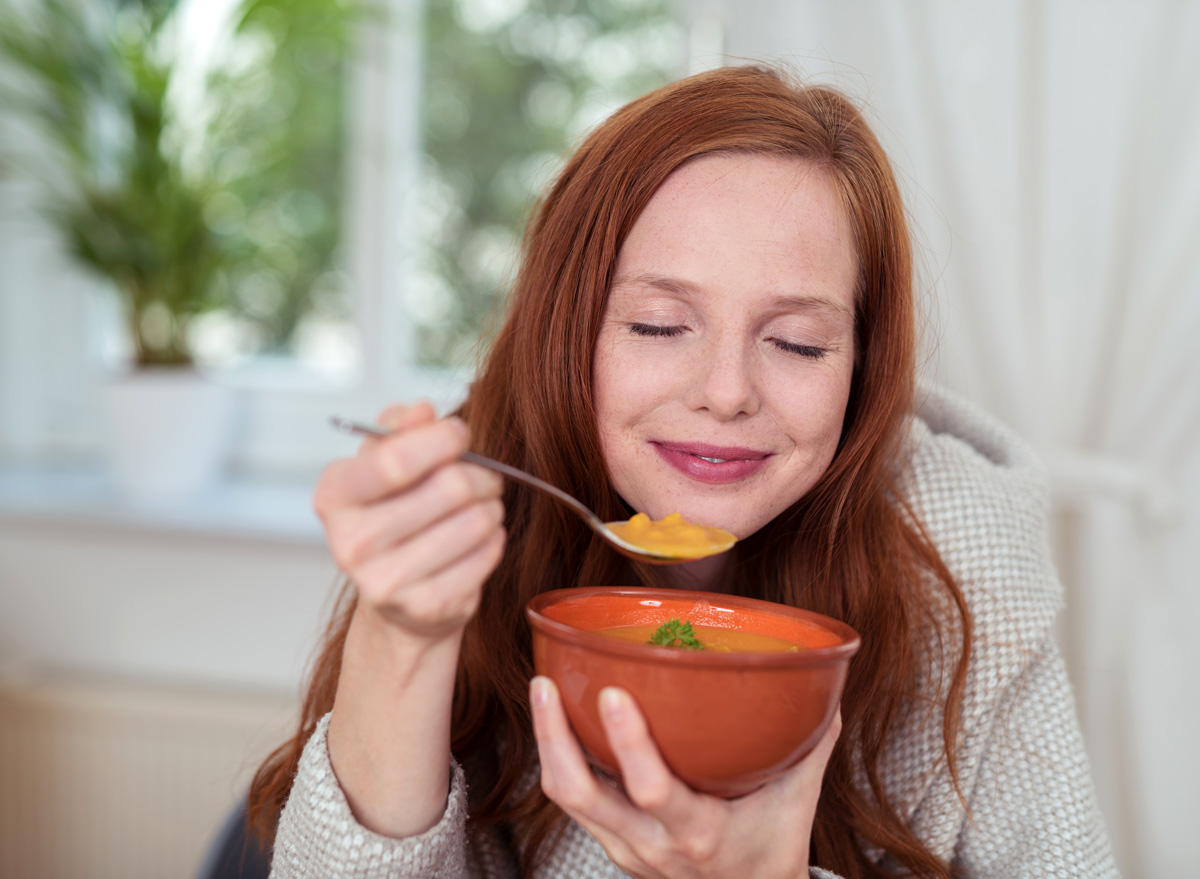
left=250, top=65, right=1118, bottom=878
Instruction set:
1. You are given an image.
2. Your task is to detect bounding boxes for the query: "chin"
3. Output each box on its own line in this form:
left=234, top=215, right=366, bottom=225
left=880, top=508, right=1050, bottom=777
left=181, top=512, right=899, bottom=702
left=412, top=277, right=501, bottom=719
left=719, top=517, right=775, bottom=541
left=665, top=499, right=778, bottom=541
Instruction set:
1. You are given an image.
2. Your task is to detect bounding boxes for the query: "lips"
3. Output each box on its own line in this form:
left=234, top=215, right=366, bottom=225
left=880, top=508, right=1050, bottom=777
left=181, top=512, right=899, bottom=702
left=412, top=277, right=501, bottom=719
left=652, top=441, right=771, bottom=484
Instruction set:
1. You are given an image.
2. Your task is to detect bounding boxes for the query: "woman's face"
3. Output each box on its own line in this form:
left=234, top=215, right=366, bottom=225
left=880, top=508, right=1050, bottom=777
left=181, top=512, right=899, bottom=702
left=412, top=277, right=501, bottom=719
left=593, top=153, right=858, bottom=539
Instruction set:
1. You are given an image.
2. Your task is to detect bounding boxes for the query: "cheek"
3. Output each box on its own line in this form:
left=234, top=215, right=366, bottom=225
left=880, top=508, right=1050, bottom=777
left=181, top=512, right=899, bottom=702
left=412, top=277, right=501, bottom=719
left=817, top=382, right=852, bottom=442
left=593, top=349, right=645, bottom=508
left=592, top=341, right=621, bottom=437
left=772, top=369, right=852, bottom=459
left=814, top=377, right=854, bottom=468
left=592, top=338, right=666, bottom=433
left=592, top=339, right=643, bottom=469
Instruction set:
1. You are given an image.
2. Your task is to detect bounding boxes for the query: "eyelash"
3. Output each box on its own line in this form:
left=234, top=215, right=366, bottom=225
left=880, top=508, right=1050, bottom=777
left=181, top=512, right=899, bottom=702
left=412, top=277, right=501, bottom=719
left=629, top=323, right=685, bottom=338
left=629, top=323, right=827, bottom=360
left=770, top=339, right=828, bottom=360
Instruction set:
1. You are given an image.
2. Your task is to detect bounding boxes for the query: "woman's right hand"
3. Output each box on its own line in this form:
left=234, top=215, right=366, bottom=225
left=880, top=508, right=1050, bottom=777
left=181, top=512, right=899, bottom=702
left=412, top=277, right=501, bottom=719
left=313, top=401, right=507, bottom=642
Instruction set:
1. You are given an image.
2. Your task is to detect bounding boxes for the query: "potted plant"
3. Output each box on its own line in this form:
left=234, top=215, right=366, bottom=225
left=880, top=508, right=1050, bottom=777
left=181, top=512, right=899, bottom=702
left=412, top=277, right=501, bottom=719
left=0, top=0, right=240, bottom=505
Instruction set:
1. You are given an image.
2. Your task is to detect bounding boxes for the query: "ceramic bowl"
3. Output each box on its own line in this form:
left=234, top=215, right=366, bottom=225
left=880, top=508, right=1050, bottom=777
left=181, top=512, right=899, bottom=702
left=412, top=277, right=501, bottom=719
left=526, top=587, right=860, bottom=797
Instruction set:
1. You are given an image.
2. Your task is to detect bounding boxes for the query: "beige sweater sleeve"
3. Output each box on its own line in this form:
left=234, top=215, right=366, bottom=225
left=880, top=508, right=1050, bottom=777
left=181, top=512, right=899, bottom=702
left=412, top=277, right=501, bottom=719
left=953, top=636, right=1120, bottom=877
left=269, top=713, right=508, bottom=879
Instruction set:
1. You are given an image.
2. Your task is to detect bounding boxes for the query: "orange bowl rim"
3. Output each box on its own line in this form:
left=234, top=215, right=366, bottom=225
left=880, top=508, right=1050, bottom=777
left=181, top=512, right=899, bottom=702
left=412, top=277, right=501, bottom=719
left=525, top=586, right=861, bottom=667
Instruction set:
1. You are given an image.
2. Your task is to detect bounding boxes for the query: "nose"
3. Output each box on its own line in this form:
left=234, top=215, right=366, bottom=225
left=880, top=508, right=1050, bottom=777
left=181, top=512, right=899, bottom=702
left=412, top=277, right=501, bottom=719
left=684, top=331, right=759, bottom=421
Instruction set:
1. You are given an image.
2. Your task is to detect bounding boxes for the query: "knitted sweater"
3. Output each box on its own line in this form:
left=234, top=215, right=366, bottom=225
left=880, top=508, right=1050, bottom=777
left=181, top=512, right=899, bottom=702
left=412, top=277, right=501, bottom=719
left=270, top=385, right=1121, bottom=878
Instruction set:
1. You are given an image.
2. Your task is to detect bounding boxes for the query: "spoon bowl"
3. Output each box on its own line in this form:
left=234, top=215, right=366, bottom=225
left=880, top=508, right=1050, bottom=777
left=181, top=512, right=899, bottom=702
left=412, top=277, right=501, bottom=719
left=329, top=416, right=734, bottom=564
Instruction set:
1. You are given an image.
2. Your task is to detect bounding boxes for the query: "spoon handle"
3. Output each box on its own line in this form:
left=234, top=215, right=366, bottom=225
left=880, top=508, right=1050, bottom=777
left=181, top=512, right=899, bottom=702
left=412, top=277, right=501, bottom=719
left=459, top=451, right=605, bottom=529
left=328, top=416, right=606, bottom=532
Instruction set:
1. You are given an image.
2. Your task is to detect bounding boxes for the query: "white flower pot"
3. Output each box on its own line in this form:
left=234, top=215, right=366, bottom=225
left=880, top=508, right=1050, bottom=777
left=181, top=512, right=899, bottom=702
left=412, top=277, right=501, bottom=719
left=99, top=368, right=235, bottom=507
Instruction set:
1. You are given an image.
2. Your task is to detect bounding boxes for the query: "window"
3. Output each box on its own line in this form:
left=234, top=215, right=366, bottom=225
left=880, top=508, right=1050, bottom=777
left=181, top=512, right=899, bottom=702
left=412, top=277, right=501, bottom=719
left=417, top=0, right=685, bottom=369
left=0, top=0, right=689, bottom=482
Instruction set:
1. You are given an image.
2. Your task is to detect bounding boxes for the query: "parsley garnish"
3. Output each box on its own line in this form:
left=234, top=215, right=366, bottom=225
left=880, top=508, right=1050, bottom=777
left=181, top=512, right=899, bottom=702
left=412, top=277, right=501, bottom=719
left=648, top=618, right=705, bottom=650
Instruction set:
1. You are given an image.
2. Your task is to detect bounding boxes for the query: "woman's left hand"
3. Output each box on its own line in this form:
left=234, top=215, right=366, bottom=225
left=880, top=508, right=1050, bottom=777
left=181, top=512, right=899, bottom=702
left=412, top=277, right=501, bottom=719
left=530, top=676, right=841, bottom=879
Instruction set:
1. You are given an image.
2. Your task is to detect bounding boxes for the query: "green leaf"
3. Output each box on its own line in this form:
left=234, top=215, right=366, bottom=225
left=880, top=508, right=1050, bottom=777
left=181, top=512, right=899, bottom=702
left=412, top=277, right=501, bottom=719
left=647, top=618, right=704, bottom=650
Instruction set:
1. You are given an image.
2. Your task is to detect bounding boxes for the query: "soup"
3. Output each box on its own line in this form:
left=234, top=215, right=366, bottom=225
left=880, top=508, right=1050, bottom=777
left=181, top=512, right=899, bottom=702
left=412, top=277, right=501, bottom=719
left=596, top=623, right=805, bottom=653
left=605, top=512, right=737, bottom=559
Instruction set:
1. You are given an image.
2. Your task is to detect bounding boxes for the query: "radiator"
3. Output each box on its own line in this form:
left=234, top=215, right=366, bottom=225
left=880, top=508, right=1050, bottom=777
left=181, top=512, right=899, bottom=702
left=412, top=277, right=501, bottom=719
left=0, top=670, right=297, bottom=879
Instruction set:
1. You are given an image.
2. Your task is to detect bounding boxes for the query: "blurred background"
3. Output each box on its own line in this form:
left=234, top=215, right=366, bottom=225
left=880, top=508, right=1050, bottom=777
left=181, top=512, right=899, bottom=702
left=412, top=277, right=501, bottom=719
left=0, top=0, right=1194, bottom=876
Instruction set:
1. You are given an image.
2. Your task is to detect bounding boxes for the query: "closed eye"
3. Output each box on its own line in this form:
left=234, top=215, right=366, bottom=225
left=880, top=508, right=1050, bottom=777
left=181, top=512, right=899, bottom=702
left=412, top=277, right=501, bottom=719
left=629, top=323, right=686, bottom=338
left=771, top=339, right=827, bottom=359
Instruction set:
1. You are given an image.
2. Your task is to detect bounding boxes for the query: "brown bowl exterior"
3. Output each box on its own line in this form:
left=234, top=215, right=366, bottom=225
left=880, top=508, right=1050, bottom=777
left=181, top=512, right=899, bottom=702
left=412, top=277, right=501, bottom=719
left=527, top=587, right=860, bottom=797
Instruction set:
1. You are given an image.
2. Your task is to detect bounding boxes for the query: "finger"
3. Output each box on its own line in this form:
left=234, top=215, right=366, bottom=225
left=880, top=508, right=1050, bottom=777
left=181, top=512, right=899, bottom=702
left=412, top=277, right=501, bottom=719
left=352, top=498, right=504, bottom=601
left=598, top=687, right=704, bottom=830
left=375, top=401, right=436, bottom=432
left=318, top=417, right=470, bottom=509
left=530, top=677, right=656, bottom=845
left=367, top=528, right=507, bottom=636
left=327, top=462, right=503, bottom=571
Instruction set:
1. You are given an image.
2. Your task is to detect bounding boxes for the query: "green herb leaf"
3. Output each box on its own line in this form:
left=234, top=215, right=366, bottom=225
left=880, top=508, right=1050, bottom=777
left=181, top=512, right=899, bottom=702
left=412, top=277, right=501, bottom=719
left=647, top=618, right=704, bottom=650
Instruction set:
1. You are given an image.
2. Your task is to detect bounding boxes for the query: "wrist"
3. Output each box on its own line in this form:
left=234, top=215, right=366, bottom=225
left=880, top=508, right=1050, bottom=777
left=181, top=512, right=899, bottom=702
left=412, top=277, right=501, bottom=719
left=328, top=602, right=463, bottom=837
left=352, top=597, right=467, bottom=667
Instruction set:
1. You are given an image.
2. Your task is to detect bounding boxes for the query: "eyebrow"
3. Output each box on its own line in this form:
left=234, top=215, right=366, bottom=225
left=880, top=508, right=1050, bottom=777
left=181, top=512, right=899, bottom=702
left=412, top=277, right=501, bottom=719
left=611, top=272, right=854, bottom=323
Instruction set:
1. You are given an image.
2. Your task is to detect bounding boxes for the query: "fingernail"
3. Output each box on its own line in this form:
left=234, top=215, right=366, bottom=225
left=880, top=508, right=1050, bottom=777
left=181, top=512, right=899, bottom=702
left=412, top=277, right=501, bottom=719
left=531, top=676, right=550, bottom=708
left=599, top=688, right=625, bottom=722
left=447, top=416, right=469, bottom=440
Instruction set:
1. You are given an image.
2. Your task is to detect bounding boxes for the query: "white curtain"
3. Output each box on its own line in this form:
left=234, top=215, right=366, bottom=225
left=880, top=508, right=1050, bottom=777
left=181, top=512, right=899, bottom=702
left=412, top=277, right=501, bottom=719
left=711, top=2, right=1200, bottom=876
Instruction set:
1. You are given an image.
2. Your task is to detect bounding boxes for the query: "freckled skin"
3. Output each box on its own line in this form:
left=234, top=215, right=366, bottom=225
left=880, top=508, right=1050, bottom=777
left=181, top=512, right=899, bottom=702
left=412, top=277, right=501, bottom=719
left=593, top=153, right=858, bottom=546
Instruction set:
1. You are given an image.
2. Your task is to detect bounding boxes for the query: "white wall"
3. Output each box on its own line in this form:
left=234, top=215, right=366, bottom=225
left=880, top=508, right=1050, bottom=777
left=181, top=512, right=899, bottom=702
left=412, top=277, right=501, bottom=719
left=0, top=514, right=340, bottom=691
left=0, top=671, right=297, bottom=879
left=0, top=508, right=341, bottom=875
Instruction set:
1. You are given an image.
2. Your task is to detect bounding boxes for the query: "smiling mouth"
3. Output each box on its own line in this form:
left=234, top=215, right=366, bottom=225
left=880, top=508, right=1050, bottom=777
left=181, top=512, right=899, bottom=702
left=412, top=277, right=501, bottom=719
left=651, top=442, right=772, bottom=484
left=655, top=442, right=770, bottom=461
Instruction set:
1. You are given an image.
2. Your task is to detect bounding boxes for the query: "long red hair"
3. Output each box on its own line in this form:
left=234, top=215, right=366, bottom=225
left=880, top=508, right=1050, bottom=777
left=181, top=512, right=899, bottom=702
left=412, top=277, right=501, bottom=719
left=250, top=65, right=971, bottom=878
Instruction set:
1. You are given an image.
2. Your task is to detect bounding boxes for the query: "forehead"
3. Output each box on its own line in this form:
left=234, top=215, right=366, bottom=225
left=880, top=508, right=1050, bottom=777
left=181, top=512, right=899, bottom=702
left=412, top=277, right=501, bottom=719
left=613, top=153, right=857, bottom=308
left=642, top=152, right=848, bottom=233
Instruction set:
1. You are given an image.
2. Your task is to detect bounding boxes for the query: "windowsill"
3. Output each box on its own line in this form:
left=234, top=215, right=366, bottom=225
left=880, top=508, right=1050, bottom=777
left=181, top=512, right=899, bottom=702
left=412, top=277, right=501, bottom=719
left=0, top=462, right=325, bottom=546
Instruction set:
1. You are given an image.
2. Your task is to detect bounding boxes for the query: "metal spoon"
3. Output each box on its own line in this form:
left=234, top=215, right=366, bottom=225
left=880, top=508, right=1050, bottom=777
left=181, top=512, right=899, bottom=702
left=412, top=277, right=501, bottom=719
left=329, top=416, right=733, bottom=564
